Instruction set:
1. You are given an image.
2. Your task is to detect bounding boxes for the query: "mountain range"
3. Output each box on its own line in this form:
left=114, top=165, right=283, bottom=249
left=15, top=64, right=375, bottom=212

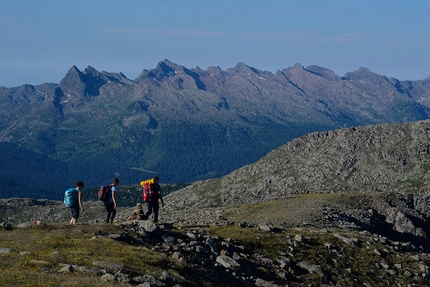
left=1, top=59, right=430, bottom=199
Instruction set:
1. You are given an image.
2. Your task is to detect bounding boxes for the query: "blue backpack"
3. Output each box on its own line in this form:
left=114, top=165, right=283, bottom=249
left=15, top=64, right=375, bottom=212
left=64, top=188, right=78, bottom=208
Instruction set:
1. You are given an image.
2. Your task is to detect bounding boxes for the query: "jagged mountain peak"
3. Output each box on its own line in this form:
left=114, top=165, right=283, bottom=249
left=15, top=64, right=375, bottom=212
left=136, top=59, right=206, bottom=89
left=160, top=59, right=184, bottom=70
left=69, top=65, right=81, bottom=72
left=136, top=60, right=178, bottom=81
left=292, top=63, right=305, bottom=70
left=152, top=59, right=196, bottom=78
left=157, top=60, right=179, bottom=76
left=58, top=66, right=86, bottom=95
left=207, top=65, right=224, bottom=73
left=62, top=65, right=83, bottom=80
left=281, top=63, right=306, bottom=76
left=205, top=66, right=227, bottom=80
left=158, top=59, right=206, bottom=80
left=83, top=65, right=100, bottom=76
left=228, top=62, right=262, bottom=75
left=343, top=67, right=386, bottom=84
left=84, top=66, right=132, bottom=84
left=281, top=63, right=331, bottom=82
left=305, top=65, right=341, bottom=82
left=59, top=66, right=106, bottom=97
left=58, top=65, right=133, bottom=98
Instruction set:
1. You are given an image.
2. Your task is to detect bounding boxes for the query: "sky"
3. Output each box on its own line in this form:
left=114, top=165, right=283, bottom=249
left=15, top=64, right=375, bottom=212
left=1, top=0, right=429, bottom=88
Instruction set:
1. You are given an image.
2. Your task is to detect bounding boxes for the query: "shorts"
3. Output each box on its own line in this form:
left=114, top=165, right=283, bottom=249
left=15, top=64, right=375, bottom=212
left=70, top=207, right=80, bottom=219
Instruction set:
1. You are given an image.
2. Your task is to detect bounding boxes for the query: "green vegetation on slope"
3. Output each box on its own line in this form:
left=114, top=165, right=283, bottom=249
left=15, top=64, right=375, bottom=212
left=0, top=222, right=426, bottom=286
left=0, top=224, right=184, bottom=287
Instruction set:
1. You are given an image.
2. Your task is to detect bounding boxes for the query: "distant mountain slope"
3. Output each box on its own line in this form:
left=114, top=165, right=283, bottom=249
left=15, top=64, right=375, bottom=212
left=163, top=119, right=430, bottom=212
left=0, top=142, right=72, bottom=199
left=1, top=60, right=430, bottom=199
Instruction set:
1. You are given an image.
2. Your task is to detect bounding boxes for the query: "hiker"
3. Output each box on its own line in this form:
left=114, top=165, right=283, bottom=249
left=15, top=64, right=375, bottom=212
left=104, top=178, right=120, bottom=223
left=144, top=176, right=164, bottom=223
left=68, top=181, right=84, bottom=224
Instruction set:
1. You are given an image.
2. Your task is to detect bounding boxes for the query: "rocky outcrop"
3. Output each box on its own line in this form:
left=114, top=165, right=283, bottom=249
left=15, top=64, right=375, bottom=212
left=163, top=120, right=430, bottom=211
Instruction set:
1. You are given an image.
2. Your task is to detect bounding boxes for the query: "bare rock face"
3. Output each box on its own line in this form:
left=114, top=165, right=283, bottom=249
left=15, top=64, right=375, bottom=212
left=164, top=120, right=430, bottom=211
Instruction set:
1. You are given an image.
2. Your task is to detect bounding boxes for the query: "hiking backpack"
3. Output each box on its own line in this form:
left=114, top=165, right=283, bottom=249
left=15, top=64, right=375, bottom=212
left=142, top=182, right=152, bottom=202
left=140, top=178, right=155, bottom=202
left=64, top=188, right=78, bottom=208
left=98, top=184, right=112, bottom=202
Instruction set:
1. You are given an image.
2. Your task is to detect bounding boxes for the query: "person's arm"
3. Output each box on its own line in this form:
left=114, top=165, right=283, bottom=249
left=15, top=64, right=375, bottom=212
left=112, top=189, right=117, bottom=209
left=78, top=191, right=84, bottom=213
left=159, top=190, right=164, bottom=207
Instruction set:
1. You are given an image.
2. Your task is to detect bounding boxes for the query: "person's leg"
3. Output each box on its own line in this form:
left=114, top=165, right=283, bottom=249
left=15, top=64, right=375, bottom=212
left=70, top=208, right=79, bottom=224
left=75, top=208, right=80, bottom=223
left=105, top=202, right=112, bottom=223
left=70, top=208, right=74, bottom=224
left=110, top=207, right=116, bottom=223
left=145, top=202, right=153, bottom=219
left=153, top=201, right=160, bottom=223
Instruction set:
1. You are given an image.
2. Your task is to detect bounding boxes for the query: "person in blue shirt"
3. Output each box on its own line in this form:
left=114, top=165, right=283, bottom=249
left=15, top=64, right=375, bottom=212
left=69, top=181, right=84, bottom=224
left=104, top=178, right=120, bottom=223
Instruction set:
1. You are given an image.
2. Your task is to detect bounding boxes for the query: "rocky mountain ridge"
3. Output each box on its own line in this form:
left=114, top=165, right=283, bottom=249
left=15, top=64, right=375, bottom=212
left=2, top=60, right=430, bottom=199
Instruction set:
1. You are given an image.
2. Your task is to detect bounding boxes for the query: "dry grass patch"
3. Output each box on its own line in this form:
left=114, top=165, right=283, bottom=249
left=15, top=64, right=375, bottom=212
left=0, top=224, right=184, bottom=287
left=222, top=193, right=361, bottom=227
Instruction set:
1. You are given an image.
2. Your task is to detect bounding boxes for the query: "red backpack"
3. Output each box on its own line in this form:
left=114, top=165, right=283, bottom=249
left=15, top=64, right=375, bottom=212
left=98, top=184, right=112, bottom=202
left=140, top=178, right=155, bottom=202
left=142, top=182, right=151, bottom=202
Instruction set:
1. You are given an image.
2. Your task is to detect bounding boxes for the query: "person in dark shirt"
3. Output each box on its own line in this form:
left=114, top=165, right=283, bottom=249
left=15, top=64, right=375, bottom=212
left=145, top=176, right=164, bottom=223
left=105, top=178, right=120, bottom=223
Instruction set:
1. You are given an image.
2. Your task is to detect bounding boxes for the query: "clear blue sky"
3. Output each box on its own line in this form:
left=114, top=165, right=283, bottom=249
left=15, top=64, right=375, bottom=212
left=1, top=0, right=429, bottom=87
